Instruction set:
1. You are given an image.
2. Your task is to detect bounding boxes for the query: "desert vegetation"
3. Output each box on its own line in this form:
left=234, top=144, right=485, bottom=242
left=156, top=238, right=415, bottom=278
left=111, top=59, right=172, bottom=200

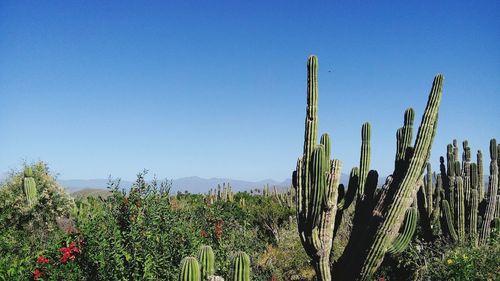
left=1, top=56, right=499, bottom=281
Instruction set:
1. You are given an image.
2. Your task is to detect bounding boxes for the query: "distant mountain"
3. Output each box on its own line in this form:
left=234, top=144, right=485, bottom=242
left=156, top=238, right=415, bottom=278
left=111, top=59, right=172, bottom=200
left=61, top=173, right=490, bottom=195
left=71, top=188, right=112, bottom=199
left=58, top=179, right=134, bottom=193
left=58, top=176, right=294, bottom=194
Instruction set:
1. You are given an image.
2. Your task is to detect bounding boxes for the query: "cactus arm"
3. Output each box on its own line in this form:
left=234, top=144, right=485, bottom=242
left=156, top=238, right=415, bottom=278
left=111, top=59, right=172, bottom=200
left=337, top=167, right=359, bottom=210
left=357, top=123, right=371, bottom=197
left=387, top=207, right=418, bottom=254
left=425, top=163, right=433, bottom=216
left=442, top=200, right=459, bottom=241
left=394, top=108, right=415, bottom=180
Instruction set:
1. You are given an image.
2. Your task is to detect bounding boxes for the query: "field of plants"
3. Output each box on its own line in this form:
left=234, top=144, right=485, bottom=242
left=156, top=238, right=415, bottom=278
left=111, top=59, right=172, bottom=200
left=1, top=56, right=499, bottom=281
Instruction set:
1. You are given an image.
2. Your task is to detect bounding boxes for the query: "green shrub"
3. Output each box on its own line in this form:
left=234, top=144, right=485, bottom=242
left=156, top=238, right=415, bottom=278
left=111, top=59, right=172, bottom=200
left=0, top=162, right=75, bottom=280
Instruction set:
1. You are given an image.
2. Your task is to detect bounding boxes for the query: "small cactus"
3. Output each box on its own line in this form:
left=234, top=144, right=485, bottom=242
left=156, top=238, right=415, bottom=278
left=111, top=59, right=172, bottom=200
left=179, top=257, right=201, bottom=281
left=230, top=252, right=250, bottom=281
left=23, top=167, right=37, bottom=207
left=198, top=246, right=215, bottom=280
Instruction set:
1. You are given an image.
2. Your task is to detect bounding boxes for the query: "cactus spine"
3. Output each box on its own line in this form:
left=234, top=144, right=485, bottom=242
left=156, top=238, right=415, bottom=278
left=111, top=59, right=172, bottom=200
left=198, top=246, right=215, bottom=280
left=179, top=257, right=201, bottom=281
left=293, top=55, right=444, bottom=280
left=23, top=167, right=37, bottom=207
left=231, top=252, right=250, bottom=281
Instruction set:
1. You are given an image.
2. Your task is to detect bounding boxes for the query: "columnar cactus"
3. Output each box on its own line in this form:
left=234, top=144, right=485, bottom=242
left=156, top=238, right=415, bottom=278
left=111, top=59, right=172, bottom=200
left=23, top=167, right=37, bottom=207
left=417, top=163, right=442, bottom=240
left=479, top=139, right=499, bottom=243
left=478, top=150, right=485, bottom=201
left=293, top=55, right=444, bottom=280
left=230, top=252, right=250, bottom=281
left=418, top=138, right=499, bottom=245
left=292, top=55, right=343, bottom=281
left=179, top=257, right=201, bottom=281
left=198, top=246, right=215, bottom=280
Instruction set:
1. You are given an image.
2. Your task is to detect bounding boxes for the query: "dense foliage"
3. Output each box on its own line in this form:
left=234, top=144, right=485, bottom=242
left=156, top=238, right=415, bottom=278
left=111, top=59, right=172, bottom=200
left=1, top=163, right=498, bottom=280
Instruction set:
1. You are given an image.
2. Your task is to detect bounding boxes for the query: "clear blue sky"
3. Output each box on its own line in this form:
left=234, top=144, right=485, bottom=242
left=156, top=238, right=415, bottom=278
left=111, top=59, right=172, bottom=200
left=1, top=1, right=499, bottom=181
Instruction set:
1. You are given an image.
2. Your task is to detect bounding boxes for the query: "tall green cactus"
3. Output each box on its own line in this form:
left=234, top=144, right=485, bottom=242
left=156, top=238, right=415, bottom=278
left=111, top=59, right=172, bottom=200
left=230, top=252, right=250, bottom=281
left=198, top=246, right=215, bottom=280
left=179, top=257, right=201, bottom=281
left=293, top=55, right=444, bottom=280
left=23, top=167, right=37, bottom=207
left=455, top=177, right=466, bottom=242
left=479, top=139, right=499, bottom=243
left=470, top=189, right=479, bottom=244
left=478, top=150, right=485, bottom=201
left=417, top=163, right=441, bottom=240
left=292, top=56, right=343, bottom=281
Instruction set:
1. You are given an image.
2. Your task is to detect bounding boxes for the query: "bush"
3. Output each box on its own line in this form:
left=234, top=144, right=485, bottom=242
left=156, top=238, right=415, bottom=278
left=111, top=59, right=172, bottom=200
left=0, top=162, right=75, bottom=280
left=424, top=237, right=500, bottom=281
left=256, top=223, right=315, bottom=281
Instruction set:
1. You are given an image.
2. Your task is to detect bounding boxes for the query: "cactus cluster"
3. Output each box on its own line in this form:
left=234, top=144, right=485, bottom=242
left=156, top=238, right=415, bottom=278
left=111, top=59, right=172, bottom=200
left=260, top=184, right=295, bottom=209
left=292, top=55, right=444, bottom=280
left=418, top=139, right=499, bottom=245
left=23, top=167, right=37, bottom=207
left=207, top=183, right=234, bottom=204
left=274, top=187, right=295, bottom=209
left=180, top=246, right=250, bottom=281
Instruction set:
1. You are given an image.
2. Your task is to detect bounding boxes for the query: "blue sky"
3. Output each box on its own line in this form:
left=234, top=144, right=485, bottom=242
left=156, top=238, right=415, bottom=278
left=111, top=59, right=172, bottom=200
left=0, top=1, right=499, bottom=181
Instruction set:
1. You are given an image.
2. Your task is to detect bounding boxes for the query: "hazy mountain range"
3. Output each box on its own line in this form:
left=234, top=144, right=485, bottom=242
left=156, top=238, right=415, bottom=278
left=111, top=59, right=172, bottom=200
left=42, top=173, right=493, bottom=196
left=58, top=176, right=295, bottom=194
left=59, top=174, right=359, bottom=194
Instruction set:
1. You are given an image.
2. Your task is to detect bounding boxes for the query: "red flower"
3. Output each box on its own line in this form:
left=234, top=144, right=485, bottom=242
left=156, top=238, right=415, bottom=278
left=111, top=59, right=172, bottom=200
left=271, top=275, right=278, bottom=281
left=58, top=240, right=82, bottom=264
left=33, top=269, right=45, bottom=280
left=36, top=255, right=49, bottom=264
left=378, top=277, right=386, bottom=281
